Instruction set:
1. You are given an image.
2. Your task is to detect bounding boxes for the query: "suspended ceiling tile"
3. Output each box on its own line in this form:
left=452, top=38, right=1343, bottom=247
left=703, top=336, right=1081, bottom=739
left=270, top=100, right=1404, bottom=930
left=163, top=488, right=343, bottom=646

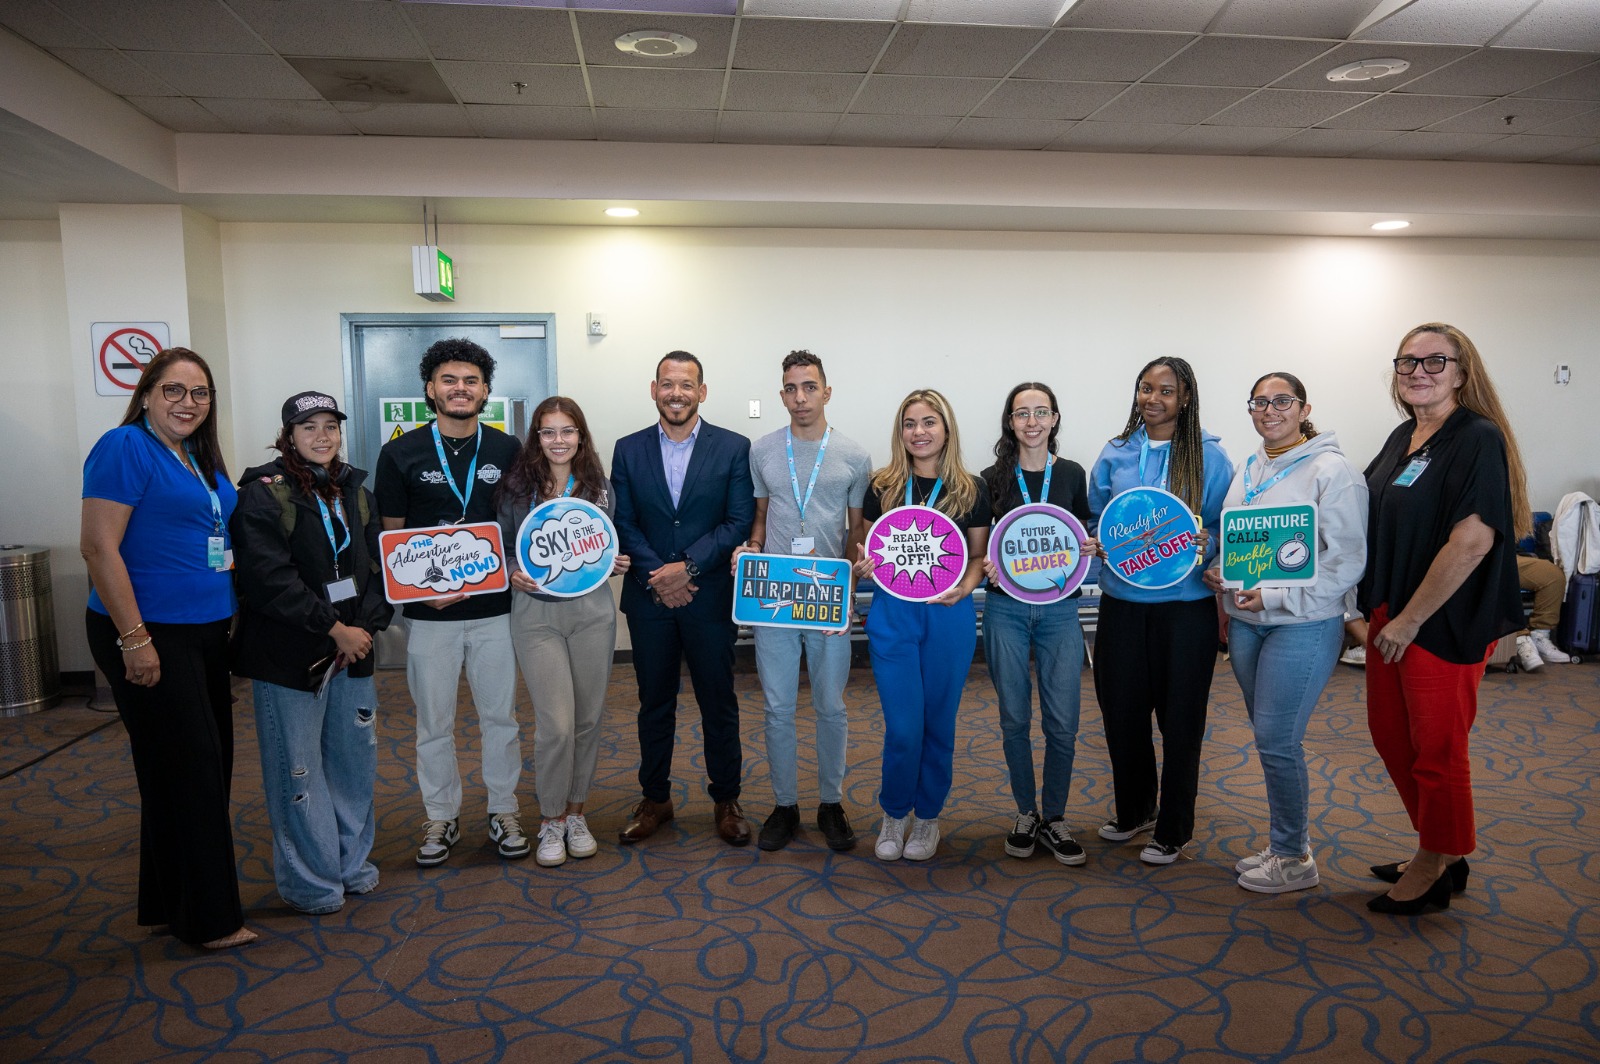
left=941, top=116, right=1077, bottom=148
left=741, top=0, right=901, bottom=20
left=831, top=113, right=959, bottom=146
left=715, top=110, right=839, bottom=143
left=1519, top=105, right=1600, bottom=136
left=723, top=70, right=864, bottom=113
left=1539, top=140, right=1600, bottom=162
left=50, top=0, right=269, bottom=53
left=1351, top=129, right=1514, bottom=158
left=1397, top=48, right=1597, bottom=97
left=905, top=0, right=1072, bottom=28
left=226, top=0, right=426, bottom=60
left=1144, top=36, right=1337, bottom=89
left=1513, top=61, right=1600, bottom=100
left=1270, top=42, right=1475, bottom=93
left=1211, top=0, right=1379, bottom=39
left=1448, top=133, right=1598, bottom=160
left=594, top=107, right=718, bottom=142
left=1252, top=127, right=1404, bottom=157
left=973, top=79, right=1125, bottom=120
left=0, top=2, right=102, bottom=48
left=402, top=4, right=578, bottom=64
left=1354, top=0, right=1532, bottom=45
left=1319, top=92, right=1489, bottom=130
left=1013, top=29, right=1194, bottom=82
left=464, top=103, right=596, bottom=140
left=1087, top=83, right=1252, bottom=124
left=1426, top=96, right=1596, bottom=134
left=196, top=97, right=358, bottom=135
left=1495, top=0, right=1600, bottom=52
left=853, top=74, right=998, bottom=116
left=574, top=12, right=732, bottom=69
left=123, top=95, right=233, bottom=133
left=436, top=62, right=588, bottom=107
left=131, top=52, right=320, bottom=100
left=1208, top=88, right=1374, bottom=127
left=1160, top=124, right=1299, bottom=154
left=732, top=17, right=892, bottom=72
left=1059, top=0, right=1229, bottom=33
left=333, top=101, right=474, bottom=136
left=876, top=23, right=1046, bottom=77
left=288, top=58, right=455, bottom=104
left=586, top=66, right=725, bottom=110
left=49, top=47, right=176, bottom=96
left=1045, top=120, right=1189, bottom=151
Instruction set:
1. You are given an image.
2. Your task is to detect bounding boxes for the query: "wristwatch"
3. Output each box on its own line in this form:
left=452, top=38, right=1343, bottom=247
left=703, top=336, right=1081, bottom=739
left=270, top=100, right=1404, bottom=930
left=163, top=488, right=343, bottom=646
left=683, top=558, right=701, bottom=579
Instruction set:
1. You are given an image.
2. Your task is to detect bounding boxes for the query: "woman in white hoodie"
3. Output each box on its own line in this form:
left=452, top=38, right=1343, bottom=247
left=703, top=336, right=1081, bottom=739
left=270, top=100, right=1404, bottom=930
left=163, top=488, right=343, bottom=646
left=1203, top=372, right=1368, bottom=894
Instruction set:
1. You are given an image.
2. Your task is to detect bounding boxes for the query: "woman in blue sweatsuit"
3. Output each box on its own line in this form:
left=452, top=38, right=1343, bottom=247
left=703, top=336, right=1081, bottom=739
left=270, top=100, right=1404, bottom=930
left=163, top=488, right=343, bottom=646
left=855, top=388, right=990, bottom=863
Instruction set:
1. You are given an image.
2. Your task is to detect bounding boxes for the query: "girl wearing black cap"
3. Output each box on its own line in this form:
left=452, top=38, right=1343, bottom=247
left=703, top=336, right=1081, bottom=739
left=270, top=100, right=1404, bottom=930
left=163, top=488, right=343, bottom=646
left=229, top=392, right=393, bottom=915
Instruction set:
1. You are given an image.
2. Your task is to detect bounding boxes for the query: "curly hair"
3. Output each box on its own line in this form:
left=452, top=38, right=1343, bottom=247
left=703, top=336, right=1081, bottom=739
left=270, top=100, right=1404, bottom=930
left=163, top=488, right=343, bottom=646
left=420, top=338, right=496, bottom=413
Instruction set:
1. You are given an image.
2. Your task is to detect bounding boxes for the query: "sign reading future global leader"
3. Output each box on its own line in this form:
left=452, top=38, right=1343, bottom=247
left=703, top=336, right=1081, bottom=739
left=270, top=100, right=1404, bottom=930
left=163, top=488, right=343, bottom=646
left=733, top=553, right=852, bottom=631
left=379, top=522, right=509, bottom=605
left=866, top=504, right=968, bottom=603
left=1099, top=486, right=1202, bottom=591
left=1220, top=503, right=1318, bottom=590
left=515, top=498, right=619, bottom=599
left=988, top=503, right=1091, bottom=604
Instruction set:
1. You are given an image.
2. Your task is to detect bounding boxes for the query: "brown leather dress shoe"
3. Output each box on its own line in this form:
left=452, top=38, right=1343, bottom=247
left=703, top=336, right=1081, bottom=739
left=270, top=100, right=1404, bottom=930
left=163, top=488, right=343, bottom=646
left=618, top=797, right=674, bottom=844
left=714, top=800, right=752, bottom=846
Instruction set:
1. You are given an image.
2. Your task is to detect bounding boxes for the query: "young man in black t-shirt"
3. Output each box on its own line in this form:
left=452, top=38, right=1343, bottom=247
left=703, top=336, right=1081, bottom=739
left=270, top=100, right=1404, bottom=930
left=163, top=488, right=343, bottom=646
left=374, top=339, right=527, bottom=866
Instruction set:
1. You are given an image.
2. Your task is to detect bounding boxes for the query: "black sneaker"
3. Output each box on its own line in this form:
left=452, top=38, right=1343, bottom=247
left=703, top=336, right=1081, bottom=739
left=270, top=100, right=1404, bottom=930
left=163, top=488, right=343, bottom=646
left=1004, top=811, right=1040, bottom=858
left=758, top=805, right=800, bottom=851
left=1038, top=817, right=1087, bottom=866
left=1097, top=812, right=1158, bottom=842
left=816, top=802, right=857, bottom=852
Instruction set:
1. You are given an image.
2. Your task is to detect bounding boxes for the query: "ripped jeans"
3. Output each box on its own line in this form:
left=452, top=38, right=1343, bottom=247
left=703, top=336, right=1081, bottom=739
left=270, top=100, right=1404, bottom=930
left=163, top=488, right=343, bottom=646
left=252, top=673, right=379, bottom=913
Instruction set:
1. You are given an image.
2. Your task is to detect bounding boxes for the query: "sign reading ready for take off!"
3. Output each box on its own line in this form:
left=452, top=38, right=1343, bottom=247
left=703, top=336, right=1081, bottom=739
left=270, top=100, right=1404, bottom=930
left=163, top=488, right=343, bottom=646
left=379, top=522, right=508, bottom=604
left=1220, top=503, right=1319, bottom=590
left=732, top=553, right=852, bottom=632
left=865, top=504, right=967, bottom=603
left=988, top=503, right=1091, bottom=604
left=1098, top=486, right=1202, bottom=591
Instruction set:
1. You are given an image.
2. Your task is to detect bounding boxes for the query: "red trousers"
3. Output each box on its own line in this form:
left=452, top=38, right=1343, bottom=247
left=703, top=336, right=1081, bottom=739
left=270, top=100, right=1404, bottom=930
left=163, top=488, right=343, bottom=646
left=1365, top=605, right=1491, bottom=856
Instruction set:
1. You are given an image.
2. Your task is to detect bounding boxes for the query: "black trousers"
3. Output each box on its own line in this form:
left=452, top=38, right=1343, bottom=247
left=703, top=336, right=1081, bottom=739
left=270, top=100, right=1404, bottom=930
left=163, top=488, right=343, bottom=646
left=87, top=610, right=243, bottom=945
left=626, top=612, right=742, bottom=805
left=1091, top=595, right=1219, bottom=848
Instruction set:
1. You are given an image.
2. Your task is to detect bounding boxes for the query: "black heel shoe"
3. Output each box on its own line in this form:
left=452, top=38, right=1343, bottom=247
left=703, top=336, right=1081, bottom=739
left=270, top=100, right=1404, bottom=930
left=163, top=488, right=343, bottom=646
left=1370, top=857, right=1470, bottom=893
left=1366, top=869, right=1453, bottom=915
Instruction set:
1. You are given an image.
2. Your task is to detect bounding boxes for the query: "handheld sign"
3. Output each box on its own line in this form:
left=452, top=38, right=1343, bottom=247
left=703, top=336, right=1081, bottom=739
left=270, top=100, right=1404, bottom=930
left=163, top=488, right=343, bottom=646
left=515, top=498, right=619, bottom=599
left=988, top=503, right=1091, bottom=604
left=733, top=553, right=852, bottom=631
left=1098, top=487, right=1201, bottom=591
left=380, top=522, right=508, bottom=604
left=866, top=504, right=968, bottom=603
left=1221, top=503, right=1318, bottom=590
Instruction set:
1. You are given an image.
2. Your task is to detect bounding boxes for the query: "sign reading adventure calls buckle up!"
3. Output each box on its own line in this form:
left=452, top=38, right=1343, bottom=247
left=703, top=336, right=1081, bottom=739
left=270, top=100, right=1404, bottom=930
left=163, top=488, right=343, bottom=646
left=866, top=504, right=968, bottom=603
left=1221, top=503, right=1318, bottom=590
left=1099, top=486, right=1201, bottom=591
left=988, top=503, right=1091, bottom=604
left=515, top=498, right=618, bottom=599
left=379, top=522, right=508, bottom=604
left=733, top=553, right=852, bottom=631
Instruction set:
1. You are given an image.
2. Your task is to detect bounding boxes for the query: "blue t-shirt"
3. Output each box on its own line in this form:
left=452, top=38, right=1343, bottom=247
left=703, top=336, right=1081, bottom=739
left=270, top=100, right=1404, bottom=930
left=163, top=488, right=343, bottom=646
left=83, top=424, right=238, bottom=624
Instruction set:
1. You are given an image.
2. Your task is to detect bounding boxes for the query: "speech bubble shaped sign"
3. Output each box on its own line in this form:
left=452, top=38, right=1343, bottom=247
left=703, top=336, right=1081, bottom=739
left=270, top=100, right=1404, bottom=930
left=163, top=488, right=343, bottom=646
left=379, top=522, right=508, bottom=604
left=867, top=504, right=967, bottom=603
left=988, top=503, right=1090, bottom=604
left=515, top=497, right=619, bottom=599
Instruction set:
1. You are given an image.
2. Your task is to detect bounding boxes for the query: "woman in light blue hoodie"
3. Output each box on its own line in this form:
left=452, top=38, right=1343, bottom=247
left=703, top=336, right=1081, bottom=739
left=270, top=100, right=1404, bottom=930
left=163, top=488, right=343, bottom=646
left=1088, top=356, right=1234, bottom=865
left=1204, top=372, right=1367, bottom=895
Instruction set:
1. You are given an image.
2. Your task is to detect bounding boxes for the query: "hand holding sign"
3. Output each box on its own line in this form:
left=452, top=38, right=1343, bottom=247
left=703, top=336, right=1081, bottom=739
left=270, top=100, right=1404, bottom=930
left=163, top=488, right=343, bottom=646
left=866, top=505, right=967, bottom=603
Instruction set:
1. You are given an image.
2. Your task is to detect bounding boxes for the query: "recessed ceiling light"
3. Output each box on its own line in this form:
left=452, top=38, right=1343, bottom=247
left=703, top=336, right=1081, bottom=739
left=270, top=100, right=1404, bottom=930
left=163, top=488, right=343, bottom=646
left=615, top=30, right=697, bottom=58
left=1371, top=220, right=1411, bottom=231
left=605, top=207, right=640, bottom=218
left=1327, top=58, right=1411, bottom=83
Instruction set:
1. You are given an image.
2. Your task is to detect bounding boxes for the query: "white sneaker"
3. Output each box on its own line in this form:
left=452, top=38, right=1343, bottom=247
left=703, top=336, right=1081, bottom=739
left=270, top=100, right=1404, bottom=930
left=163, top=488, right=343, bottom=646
left=903, top=818, right=940, bottom=861
left=1515, top=635, right=1545, bottom=672
left=1235, top=847, right=1274, bottom=874
left=1339, top=645, right=1366, bottom=667
left=565, top=814, right=598, bottom=859
left=488, top=811, right=532, bottom=859
left=536, top=817, right=568, bottom=867
left=875, top=815, right=909, bottom=861
left=1238, top=853, right=1320, bottom=894
left=1531, top=630, right=1571, bottom=664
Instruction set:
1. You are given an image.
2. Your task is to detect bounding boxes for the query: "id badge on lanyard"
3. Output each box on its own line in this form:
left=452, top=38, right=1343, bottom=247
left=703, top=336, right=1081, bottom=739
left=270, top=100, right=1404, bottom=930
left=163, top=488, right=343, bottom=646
left=1393, top=455, right=1430, bottom=487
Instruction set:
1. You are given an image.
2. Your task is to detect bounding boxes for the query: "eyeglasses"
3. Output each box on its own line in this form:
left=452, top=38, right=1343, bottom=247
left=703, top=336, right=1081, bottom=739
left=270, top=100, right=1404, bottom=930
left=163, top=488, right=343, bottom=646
left=158, top=383, right=214, bottom=404
left=537, top=427, right=580, bottom=441
left=1245, top=395, right=1303, bottom=413
left=1010, top=407, right=1054, bottom=423
left=1393, top=355, right=1458, bottom=376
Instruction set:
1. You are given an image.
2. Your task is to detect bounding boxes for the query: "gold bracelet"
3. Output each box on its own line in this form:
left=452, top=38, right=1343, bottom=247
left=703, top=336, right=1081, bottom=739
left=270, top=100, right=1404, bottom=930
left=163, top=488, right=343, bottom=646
left=119, top=621, right=146, bottom=640
left=120, top=636, right=153, bottom=652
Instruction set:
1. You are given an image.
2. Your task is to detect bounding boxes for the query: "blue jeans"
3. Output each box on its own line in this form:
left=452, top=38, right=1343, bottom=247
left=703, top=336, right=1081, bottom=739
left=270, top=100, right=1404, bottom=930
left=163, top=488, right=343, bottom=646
left=754, top=625, right=852, bottom=807
left=982, top=592, right=1084, bottom=819
left=1226, top=615, right=1343, bottom=857
left=252, top=673, right=379, bottom=914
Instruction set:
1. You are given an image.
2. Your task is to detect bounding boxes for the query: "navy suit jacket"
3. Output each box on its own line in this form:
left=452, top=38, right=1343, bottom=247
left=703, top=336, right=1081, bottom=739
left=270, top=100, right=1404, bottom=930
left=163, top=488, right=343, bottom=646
left=611, top=418, right=754, bottom=621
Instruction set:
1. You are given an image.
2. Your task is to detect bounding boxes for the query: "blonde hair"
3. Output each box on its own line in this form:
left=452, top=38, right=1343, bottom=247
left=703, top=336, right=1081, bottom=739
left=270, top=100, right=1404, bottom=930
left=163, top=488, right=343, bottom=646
left=1392, top=323, right=1531, bottom=538
left=870, top=388, right=977, bottom=519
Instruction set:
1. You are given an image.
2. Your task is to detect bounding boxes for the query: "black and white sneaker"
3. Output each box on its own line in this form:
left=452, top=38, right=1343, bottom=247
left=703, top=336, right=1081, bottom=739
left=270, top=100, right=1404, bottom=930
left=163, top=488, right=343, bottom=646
left=416, top=817, right=460, bottom=867
left=1038, top=818, right=1087, bottom=866
left=488, top=812, right=532, bottom=860
left=1140, top=841, right=1184, bottom=865
left=1097, top=813, right=1158, bottom=842
left=1004, top=811, right=1040, bottom=858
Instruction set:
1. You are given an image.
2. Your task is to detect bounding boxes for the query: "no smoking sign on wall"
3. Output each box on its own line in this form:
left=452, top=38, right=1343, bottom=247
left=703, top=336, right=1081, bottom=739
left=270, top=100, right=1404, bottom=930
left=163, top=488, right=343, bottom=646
left=92, top=322, right=171, bottom=396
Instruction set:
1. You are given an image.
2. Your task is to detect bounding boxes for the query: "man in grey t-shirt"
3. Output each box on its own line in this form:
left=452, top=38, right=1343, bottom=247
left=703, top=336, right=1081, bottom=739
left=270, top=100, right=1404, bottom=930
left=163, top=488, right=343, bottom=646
left=735, top=351, right=872, bottom=852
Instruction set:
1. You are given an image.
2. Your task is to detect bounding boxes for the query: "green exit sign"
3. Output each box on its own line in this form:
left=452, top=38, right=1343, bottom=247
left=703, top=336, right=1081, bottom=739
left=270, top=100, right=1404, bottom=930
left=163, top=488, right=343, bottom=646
left=412, top=245, right=455, bottom=302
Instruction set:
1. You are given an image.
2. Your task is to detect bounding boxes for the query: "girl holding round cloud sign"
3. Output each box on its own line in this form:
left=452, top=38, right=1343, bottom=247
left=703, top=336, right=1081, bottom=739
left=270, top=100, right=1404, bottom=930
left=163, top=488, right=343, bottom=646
left=1201, top=373, right=1367, bottom=895
left=1088, top=357, right=1233, bottom=866
left=497, top=397, right=630, bottom=867
left=854, top=389, right=990, bottom=862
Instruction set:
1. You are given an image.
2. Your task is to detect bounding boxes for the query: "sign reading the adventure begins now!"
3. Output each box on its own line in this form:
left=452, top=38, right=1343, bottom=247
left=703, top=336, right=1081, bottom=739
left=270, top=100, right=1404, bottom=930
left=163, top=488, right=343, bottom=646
left=1221, top=503, right=1318, bottom=590
left=379, top=522, right=508, bottom=604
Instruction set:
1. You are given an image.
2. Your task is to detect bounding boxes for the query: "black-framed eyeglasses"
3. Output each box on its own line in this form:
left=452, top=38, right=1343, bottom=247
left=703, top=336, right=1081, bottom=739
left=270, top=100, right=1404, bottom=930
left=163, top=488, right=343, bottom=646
left=158, top=383, right=214, bottom=404
left=1010, top=407, right=1054, bottom=423
left=1245, top=395, right=1302, bottom=413
left=1393, top=355, right=1458, bottom=376
left=537, top=427, right=580, bottom=442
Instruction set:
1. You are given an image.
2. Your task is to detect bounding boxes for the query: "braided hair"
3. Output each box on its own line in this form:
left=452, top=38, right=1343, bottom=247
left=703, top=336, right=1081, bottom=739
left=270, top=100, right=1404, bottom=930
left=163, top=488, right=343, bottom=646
left=1112, top=356, right=1207, bottom=514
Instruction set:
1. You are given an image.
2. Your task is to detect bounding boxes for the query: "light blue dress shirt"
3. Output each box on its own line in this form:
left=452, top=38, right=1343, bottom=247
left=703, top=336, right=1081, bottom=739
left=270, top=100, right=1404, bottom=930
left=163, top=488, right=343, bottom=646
left=658, top=419, right=700, bottom=508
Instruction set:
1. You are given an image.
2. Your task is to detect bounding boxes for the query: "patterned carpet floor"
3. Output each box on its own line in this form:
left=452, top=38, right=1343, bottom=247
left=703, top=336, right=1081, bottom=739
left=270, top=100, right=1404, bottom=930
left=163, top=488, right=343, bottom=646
left=2, top=652, right=1597, bottom=1063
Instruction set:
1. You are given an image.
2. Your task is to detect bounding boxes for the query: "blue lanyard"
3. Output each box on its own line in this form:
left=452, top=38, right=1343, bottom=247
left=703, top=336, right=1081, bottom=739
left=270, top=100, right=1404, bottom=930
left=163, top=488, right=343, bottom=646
left=1014, top=457, right=1053, bottom=506
left=1138, top=431, right=1170, bottom=491
left=1242, top=452, right=1311, bottom=505
left=146, top=417, right=222, bottom=532
left=562, top=474, right=574, bottom=498
left=905, top=476, right=942, bottom=509
left=314, top=493, right=352, bottom=577
left=431, top=422, right=481, bottom=521
left=786, top=427, right=830, bottom=533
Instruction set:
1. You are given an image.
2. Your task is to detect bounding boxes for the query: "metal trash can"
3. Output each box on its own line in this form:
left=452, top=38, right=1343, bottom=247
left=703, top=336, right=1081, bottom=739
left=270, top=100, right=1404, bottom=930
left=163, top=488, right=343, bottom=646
left=0, top=545, right=60, bottom=716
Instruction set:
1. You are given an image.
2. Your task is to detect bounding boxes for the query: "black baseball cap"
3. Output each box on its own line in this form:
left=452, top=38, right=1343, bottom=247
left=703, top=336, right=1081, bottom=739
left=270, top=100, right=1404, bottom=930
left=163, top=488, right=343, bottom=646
left=282, top=391, right=348, bottom=427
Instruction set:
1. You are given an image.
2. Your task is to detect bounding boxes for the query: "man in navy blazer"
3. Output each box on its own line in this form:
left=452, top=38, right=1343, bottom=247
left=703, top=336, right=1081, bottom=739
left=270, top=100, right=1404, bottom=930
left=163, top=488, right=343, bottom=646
left=611, top=351, right=755, bottom=846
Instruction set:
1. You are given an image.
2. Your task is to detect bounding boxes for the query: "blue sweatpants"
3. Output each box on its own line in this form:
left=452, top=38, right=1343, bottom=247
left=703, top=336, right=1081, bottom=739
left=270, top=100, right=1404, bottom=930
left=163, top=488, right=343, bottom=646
left=866, top=591, right=978, bottom=819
